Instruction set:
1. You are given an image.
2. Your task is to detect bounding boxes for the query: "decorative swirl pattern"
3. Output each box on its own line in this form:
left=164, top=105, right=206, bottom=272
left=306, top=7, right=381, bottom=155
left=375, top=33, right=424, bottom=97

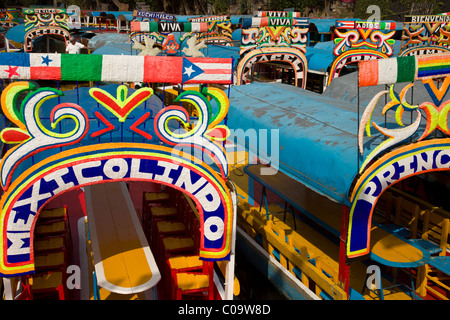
left=358, top=81, right=450, bottom=172
left=333, top=29, right=395, bottom=57
left=24, top=9, right=68, bottom=32
left=240, top=26, right=308, bottom=55
left=0, top=83, right=89, bottom=189
left=154, top=88, right=230, bottom=178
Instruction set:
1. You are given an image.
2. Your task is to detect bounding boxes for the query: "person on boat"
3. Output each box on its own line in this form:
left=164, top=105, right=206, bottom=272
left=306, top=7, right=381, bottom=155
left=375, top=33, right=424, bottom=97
left=66, top=37, right=86, bottom=54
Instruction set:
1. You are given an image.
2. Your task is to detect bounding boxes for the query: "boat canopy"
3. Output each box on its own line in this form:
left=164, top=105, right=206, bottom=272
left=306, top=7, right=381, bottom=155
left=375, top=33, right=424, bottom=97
left=5, top=24, right=25, bottom=44
left=227, top=82, right=361, bottom=204
left=227, top=78, right=432, bottom=205
left=86, top=11, right=134, bottom=20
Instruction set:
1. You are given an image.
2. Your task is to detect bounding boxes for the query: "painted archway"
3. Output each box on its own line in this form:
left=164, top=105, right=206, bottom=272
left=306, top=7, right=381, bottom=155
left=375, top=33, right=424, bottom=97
left=236, top=47, right=308, bottom=88
left=347, top=54, right=450, bottom=261
left=0, top=143, right=234, bottom=276
left=346, top=138, right=450, bottom=260
left=327, top=49, right=388, bottom=86
left=24, top=26, right=70, bottom=52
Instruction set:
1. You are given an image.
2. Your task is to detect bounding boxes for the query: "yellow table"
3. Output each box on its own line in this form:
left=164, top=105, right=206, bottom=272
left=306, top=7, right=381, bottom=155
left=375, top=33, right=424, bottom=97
left=370, top=225, right=429, bottom=268
left=85, top=182, right=161, bottom=295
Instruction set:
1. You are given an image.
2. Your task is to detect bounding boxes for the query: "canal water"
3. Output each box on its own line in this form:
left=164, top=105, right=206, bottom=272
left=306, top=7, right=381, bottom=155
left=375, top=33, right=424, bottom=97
left=234, top=246, right=287, bottom=300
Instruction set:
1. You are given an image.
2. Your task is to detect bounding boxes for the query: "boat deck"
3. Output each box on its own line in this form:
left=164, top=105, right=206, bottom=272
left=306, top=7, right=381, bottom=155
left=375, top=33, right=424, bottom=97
left=226, top=149, right=416, bottom=300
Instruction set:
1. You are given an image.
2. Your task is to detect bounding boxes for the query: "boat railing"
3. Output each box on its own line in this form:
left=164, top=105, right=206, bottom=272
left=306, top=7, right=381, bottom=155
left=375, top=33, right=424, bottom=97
left=237, top=202, right=347, bottom=300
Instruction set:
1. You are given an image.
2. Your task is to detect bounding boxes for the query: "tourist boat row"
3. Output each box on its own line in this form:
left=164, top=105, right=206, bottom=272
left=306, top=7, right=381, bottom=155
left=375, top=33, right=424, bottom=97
left=0, top=7, right=449, bottom=300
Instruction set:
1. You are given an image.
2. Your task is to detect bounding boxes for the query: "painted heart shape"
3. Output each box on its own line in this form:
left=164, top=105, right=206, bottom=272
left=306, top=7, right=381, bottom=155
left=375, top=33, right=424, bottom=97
left=89, top=85, right=154, bottom=122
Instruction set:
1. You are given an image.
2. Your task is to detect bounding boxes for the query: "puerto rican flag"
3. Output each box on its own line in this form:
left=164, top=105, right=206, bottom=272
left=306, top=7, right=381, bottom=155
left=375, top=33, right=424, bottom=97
left=181, top=57, right=232, bottom=84
left=143, top=57, right=233, bottom=84
left=0, top=53, right=233, bottom=85
left=336, top=21, right=355, bottom=29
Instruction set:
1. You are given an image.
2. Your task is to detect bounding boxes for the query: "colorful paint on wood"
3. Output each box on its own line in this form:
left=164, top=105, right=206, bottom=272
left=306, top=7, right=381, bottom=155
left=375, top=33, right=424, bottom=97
left=401, top=15, right=450, bottom=57
left=23, top=8, right=70, bottom=52
left=0, top=54, right=235, bottom=276
left=349, top=54, right=450, bottom=261
left=358, top=54, right=450, bottom=87
left=328, top=21, right=395, bottom=86
left=236, top=47, right=308, bottom=88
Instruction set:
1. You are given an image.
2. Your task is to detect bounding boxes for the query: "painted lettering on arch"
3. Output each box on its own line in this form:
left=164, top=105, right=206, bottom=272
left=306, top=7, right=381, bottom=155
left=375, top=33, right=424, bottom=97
left=347, top=141, right=450, bottom=259
left=1, top=145, right=233, bottom=275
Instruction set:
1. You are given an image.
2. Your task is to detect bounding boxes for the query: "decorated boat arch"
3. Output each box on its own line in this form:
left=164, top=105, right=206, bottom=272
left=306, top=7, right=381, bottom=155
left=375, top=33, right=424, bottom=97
left=225, top=49, right=450, bottom=298
left=0, top=52, right=236, bottom=290
left=236, top=13, right=309, bottom=88
left=130, top=20, right=211, bottom=55
left=347, top=53, right=450, bottom=261
left=0, top=8, right=20, bottom=29
left=23, top=8, right=70, bottom=53
left=327, top=20, right=396, bottom=86
left=399, top=15, right=450, bottom=57
left=186, top=15, right=233, bottom=46
left=0, top=8, right=21, bottom=52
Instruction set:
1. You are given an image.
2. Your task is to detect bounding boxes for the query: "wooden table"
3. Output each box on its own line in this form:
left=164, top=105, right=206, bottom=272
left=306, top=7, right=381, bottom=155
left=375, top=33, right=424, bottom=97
left=85, top=182, right=161, bottom=295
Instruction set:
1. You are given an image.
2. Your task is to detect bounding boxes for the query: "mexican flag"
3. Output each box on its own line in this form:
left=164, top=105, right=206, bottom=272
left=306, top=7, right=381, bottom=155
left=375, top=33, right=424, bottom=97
left=0, top=53, right=233, bottom=84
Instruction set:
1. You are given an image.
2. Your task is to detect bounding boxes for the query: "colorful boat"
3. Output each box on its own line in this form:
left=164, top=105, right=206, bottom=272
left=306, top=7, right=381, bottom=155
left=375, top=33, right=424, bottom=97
left=0, top=7, right=449, bottom=302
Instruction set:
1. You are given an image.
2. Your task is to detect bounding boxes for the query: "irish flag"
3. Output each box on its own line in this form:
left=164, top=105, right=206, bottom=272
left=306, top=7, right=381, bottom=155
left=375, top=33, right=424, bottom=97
left=0, top=53, right=233, bottom=84
left=358, top=56, right=416, bottom=86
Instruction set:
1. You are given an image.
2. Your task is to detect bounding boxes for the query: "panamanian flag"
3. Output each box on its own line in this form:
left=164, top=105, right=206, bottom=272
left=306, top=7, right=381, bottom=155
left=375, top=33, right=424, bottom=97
left=30, top=53, right=61, bottom=80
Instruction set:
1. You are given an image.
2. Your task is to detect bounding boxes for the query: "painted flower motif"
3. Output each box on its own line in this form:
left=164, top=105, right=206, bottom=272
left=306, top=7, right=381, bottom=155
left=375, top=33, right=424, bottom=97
left=90, top=85, right=153, bottom=123
left=382, top=83, right=418, bottom=126
left=419, top=100, right=450, bottom=140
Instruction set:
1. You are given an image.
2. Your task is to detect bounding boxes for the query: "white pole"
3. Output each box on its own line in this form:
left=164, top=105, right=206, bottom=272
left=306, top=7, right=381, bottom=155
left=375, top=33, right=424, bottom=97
left=223, top=183, right=237, bottom=300
left=3, top=277, right=14, bottom=300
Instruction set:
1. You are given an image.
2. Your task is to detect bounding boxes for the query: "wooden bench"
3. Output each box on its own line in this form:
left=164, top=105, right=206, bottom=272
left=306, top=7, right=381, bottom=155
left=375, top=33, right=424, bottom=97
left=85, top=182, right=161, bottom=296
left=415, top=208, right=450, bottom=299
left=379, top=188, right=450, bottom=298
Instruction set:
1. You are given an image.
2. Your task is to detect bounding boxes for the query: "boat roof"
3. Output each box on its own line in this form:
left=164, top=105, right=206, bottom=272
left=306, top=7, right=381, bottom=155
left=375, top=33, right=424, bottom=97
left=5, top=24, right=25, bottom=44
left=226, top=76, right=435, bottom=205
left=227, top=82, right=361, bottom=204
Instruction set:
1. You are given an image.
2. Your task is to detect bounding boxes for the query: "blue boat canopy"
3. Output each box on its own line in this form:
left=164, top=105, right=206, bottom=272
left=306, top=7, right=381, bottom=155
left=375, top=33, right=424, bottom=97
left=227, top=82, right=362, bottom=204
left=226, top=78, right=433, bottom=205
